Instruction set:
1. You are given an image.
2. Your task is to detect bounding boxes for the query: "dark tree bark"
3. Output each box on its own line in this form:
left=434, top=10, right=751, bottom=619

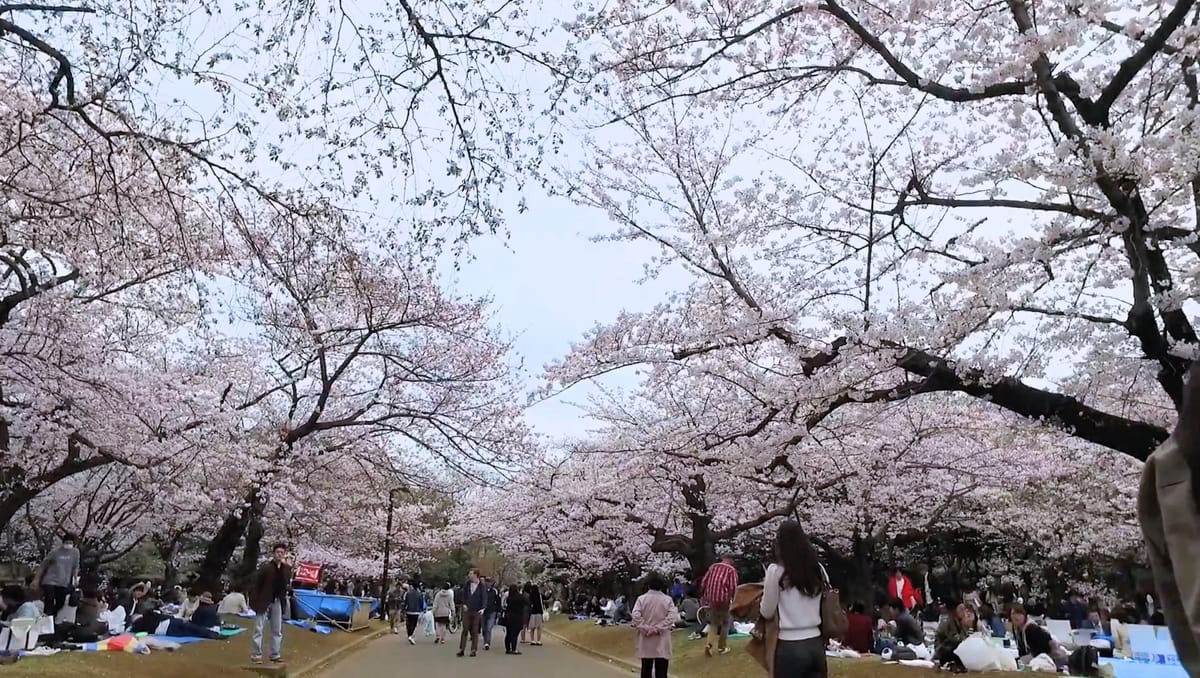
left=195, top=487, right=260, bottom=590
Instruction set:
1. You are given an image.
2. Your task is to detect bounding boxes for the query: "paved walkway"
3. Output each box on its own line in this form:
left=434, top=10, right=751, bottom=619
left=318, top=625, right=626, bottom=677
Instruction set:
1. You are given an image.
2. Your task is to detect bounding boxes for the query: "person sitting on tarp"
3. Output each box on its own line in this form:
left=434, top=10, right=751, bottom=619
left=0, top=585, right=39, bottom=623
left=130, top=607, right=221, bottom=639
left=217, top=586, right=249, bottom=617
left=74, top=588, right=109, bottom=635
left=191, top=593, right=219, bottom=629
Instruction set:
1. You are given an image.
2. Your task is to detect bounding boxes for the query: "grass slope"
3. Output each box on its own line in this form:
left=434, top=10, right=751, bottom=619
left=7, top=618, right=386, bottom=678
left=547, top=617, right=941, bottom=678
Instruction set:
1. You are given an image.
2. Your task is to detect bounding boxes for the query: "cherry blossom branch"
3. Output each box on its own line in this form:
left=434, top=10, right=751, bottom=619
left=891, top=344, right=1168, bottom=460
left=1094, top=0, right=1197, bottom=118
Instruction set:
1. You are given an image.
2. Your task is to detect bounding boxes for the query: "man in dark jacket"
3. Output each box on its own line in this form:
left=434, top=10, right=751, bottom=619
left=249, top=543, right=293, bottom=664
left=481, top=577, right=501, bottom=651
left=456, top=569, right=485, bottom=657
left=402, top=584, right=425, bottom=644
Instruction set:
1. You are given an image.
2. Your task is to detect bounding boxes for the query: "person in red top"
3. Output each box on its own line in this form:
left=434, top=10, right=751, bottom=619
left=888, top=566, right=922, bottom=612
left=699, top=555, right=739, bottom=657
left=844, top=602, right=875, bottom=654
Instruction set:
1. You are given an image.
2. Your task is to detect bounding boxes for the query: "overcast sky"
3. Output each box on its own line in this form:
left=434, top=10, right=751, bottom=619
left=444, top=186, right=684, bottom=441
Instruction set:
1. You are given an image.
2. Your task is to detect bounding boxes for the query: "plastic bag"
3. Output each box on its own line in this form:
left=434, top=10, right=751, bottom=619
left=421, top=611, right=434, bottom=637
left=956, top=635, right=1002, bottom=671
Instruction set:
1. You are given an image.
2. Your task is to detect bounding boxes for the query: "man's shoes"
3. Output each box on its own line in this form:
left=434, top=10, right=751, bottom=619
left=705, top=644, right=713, bottom=657
left=484, top=644, right=490, bottom=650
left=408, top=636, right=415, bottom=645
left=512, top=650, right=522, bottom=655
left=456, top=651, right=465, bottom=657
left=250, top=657, right=263, bottom=665
left=719, top=647, right=730, bottom=655
left=270, top=656, right=284, bottom=663
left=470, top=651, right=477, bottom=657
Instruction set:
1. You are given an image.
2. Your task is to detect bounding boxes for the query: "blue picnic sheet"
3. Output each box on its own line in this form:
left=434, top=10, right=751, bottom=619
left=1100, top=658, right=1188, bottom=678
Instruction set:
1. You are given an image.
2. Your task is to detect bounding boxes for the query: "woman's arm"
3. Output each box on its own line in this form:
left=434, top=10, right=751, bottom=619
left=759, top=564, right=781, bottom=620
left=631, top=595, right=645, bottom=629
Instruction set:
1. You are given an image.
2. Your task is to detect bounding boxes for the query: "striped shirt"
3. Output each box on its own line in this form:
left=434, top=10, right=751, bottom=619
left=700, top=561, right=739, bottom=607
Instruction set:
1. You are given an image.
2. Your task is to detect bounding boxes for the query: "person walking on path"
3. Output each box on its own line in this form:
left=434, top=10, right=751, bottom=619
left=632, top=573, right=677, bottom=678
left=249, top=543, right=293, bottom=665
left=457, top=569, right=486, bottom=657
left=527, top=584, right=545, bottom=646
left=482, top=577, right=501, bottom=650
left=699, top=554, right=739, bottom=657
left=36, top=533, right=80, bottom=617
left=432, top=583, right=455, bottom=644
left=503, top=584, right=526, bottom=655
left=386, top=585, right=404, bottom=635
left=403, top=584, right=426, bottom=644
left=759, top=521, right=826, bottom=678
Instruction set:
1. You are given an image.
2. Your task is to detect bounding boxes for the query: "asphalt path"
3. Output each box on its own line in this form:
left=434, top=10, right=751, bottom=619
left=318, top=624, right=630, bottom=678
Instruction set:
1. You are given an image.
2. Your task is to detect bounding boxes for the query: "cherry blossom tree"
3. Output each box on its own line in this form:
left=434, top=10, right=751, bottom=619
left=565, top=0, right=1200, bottom=462
left=1, top=0, right=577, bottom=245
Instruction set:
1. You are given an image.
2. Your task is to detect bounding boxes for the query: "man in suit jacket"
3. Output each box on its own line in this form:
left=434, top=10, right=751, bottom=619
left=1140, top=361, right=1200, bottom=677
left=457, top=568, right=486, bottom=657
left=249, top=543, right=293, bottom=664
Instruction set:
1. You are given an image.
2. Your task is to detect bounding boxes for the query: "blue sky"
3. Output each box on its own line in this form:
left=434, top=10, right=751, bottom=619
left=444, top=186, right=682, bottom=441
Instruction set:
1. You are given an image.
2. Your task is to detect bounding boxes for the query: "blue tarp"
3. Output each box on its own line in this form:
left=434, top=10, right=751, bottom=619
left=1100, top=658, right=1188, bottom=678
left=293, top=589, right=378, bottom=623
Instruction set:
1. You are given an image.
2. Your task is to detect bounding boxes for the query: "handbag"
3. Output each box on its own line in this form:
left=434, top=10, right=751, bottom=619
left=818, top=565, right=848, bottom=640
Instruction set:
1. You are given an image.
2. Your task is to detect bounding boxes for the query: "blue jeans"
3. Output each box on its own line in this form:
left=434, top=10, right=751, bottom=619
left=251, top=600, right=283, bottom=660
left=482, top=612, right=497, bottom=646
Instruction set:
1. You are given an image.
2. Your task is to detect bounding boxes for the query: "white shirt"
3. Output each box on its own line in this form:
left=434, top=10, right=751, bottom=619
left=218, top=592, right=249, bottom=615
left=103, top=606, right=127, bottom=635
left=759, top=563, right=822, bottom=641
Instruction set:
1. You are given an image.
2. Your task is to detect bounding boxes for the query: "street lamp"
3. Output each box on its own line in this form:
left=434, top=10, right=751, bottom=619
left=381, top=486, right=408, bottom=617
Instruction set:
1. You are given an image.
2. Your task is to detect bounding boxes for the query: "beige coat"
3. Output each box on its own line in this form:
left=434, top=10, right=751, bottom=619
left=1139, top=435, right=1200, bottom=676
left=631, top=590, right=676, bottom=659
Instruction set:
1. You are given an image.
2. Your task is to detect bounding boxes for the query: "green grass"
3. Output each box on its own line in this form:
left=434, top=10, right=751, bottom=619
left=7, top=618, right=386, bottom=677
left=547, top=616, right=942, bottom=678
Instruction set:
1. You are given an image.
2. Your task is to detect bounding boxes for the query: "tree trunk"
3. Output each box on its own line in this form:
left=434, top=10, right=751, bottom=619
left=235, top=501, right=266, bottom=585
left=195, top=487, right=260, bottom=590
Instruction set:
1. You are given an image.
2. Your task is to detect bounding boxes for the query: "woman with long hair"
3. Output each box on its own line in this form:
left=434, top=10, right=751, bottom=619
left=935, top=603, right=980, bottom=669
left=503, top=585, right=527, bottom=655
left=760, top=520, right=826, bottom=678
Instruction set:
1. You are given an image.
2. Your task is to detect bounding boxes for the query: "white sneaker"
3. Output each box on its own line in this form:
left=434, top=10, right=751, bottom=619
left=408, top=636, right=416, bottom=645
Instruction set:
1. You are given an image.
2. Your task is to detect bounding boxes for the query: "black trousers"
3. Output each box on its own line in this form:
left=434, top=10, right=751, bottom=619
left=42, top=585, right=69, bottom=617
left=406, top=614, right=419, bottom=638
left=641, top=658, right=668, bottom=678
left=504, top=620, right=522, bottom=652
left=775, top=637, right=827, bottom=678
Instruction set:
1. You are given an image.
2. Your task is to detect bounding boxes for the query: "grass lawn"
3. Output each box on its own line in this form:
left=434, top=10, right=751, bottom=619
left=7, top=618, right=386, bottom=678
left=547, top=616, right=941, bottom=678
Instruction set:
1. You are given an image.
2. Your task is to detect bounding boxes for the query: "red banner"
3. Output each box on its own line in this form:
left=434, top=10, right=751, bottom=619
left=294, top=561, right=321, bottom=585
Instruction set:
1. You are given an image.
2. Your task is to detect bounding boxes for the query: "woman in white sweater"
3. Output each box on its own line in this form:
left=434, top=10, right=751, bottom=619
left=759, top=520, right=826, bottom=678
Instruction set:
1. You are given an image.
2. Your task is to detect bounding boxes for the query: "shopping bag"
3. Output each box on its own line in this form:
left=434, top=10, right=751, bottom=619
left=421, top=611, right=434, bottom=637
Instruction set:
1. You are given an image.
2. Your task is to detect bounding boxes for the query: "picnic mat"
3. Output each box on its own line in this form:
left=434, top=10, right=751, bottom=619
left=286, top=619, right=333, bottom=634
left=138, top=627, right=245, bottom=646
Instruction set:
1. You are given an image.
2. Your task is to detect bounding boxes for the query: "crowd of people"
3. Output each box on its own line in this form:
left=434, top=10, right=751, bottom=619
left=380, top=569, right=554, bottom=657
left=557, top=520, right=1167, bottom=678
left=0, top=534, right=266, bottom=664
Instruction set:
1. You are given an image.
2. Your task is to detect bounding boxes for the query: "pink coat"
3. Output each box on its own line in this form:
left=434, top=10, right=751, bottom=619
left=632, top=590, right=677, bottom=659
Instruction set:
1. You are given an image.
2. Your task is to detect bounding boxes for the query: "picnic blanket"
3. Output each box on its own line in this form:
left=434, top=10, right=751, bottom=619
left=76, top=635, right=150, bottom=654
left=136, top=627, right=244, bottom=646
left=286, top=619, right=333, bottom=635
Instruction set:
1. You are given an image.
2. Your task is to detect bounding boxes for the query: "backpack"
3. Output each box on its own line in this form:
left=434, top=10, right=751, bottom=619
left=1068, top=645, right=1100, bottom=677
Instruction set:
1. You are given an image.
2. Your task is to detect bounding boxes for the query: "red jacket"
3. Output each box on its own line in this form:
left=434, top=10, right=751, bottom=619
left=888, top=573, right=922, bottom=610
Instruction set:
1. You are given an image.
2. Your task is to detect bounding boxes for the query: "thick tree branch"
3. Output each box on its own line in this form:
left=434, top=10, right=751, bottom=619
left=892, top=344, right=1168, bottom=460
